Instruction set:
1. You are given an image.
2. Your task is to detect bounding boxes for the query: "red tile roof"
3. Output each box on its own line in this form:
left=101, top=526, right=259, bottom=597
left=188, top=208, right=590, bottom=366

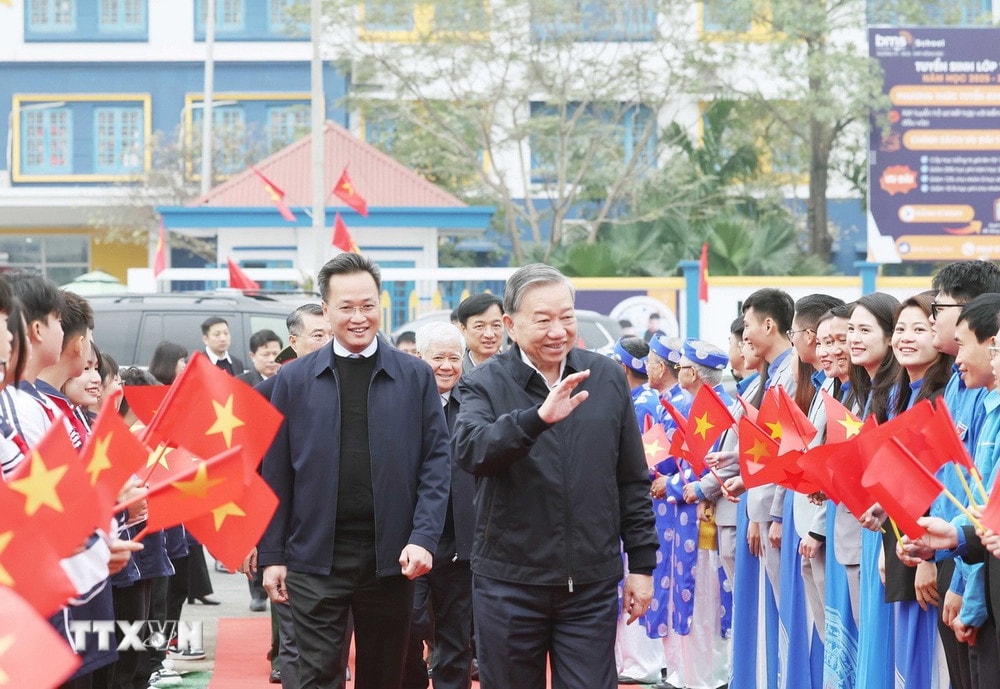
left=193, top=121, right=465, bottom=209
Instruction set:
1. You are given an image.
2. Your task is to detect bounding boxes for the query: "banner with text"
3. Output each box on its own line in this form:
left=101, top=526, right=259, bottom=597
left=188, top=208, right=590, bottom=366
left=868, top=27, right=1000, bottom=262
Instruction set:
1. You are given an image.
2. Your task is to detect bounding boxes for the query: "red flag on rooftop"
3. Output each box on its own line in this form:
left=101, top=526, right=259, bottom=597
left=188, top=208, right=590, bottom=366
left=698, top=242, right=709, bottom=302
left=4, top=425, right=102, bottom=555
left=227, top=258, right=260, bottom=292
left=252, top=167, right=297, bottom=222
left=684, top=384, right=735, bottom=466
left=862, top=436, right=945, bottom=539
left=143, top=352, right=283, bottom=481
left=641, top=424, right=671, bottom=469
left=142, top=445, right=246, bottom=532
left=0, top=587, right=81, bottom=685
left=153, top=219, right=167, bottom=278
left=332, top=212, right=360, bottom=253
left=820, top=389, right=863, bottom=445
left=332, top=167, right=369, bottom=217
left=81, top=391, right=149, bottom=523
left=185, top=473, right=279, bottom=572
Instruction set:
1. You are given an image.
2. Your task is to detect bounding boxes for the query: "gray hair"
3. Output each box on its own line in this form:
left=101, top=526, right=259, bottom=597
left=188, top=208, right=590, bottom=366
left=287, top=303, right=324, bottom=335
left=503, top=263, right=575, bottom=315
left=416, top=321, right=465, bottom=356
left=692, top=362, right=724, bottom=387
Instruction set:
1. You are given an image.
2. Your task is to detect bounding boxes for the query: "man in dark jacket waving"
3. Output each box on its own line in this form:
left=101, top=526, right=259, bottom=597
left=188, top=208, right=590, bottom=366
left=454, top=263, right=658, bottom=689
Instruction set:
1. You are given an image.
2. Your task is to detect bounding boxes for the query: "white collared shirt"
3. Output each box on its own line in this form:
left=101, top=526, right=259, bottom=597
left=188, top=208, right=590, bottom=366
left=205, top=348, right=233, bottom=366
left=518, top=349, right=566, bottom=390
left=333, top=338, right=379, bottom=359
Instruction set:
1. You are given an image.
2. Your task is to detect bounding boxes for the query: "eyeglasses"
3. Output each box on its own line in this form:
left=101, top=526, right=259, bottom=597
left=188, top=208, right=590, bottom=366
left=676, top=365, right=694, bottom=371
left=989, top=345, right=1000, bottom=360
left=785, top=329, right=812, bottom=340
left=930, top=302, right=963, bottom=319
left=336, top=304, right=379, bottom=317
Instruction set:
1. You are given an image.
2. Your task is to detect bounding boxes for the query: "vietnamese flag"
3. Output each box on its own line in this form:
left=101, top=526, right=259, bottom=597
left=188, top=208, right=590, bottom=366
left=253, top=167, right=297, bottom=222
left=857, top=400, right=944, bottom=477
left=684, top=384, right=735, bottom=466
left=143, top=352, right=283, bottom=480
left=931, top=398, right=976, bottom=471
left=228, top=258, right=260, bottom=291
left=824, top=418, right=880, bottom=517
left=641, top=424, right=671, bottom=469
left=862, top=436, right=945, bottom=539
left=797, top=442, right=845, bottom=503
left=698, top=242, right=709, bottom=302
left=5, top=425, right=102, bottom=555
left=738, top=416, right=783, bottom=489
left=773, top=385, right=818, bottom=455
left=756, top=387, right=783, bottom=442
left=660, top=399, right=689, bottom=434
left=736, top=395, right=758, bottom=424
left=81, top=391, right=149, bottom=522
left=0, top=587, right=81, bottom=685
left=185, top=474, right=279, bottom=572
left=332, top=167, right=369, bottom=217
left=332, top=212, right=360, bottom=253
left=122, top=385, right=168, bottom=427
left=153, top=219, right=167, bottom=278
left=820, top=389, right=863, bottom=444
left=142, top=445, right=247, bottom=532
left=0, top=526, right=77, bottom=616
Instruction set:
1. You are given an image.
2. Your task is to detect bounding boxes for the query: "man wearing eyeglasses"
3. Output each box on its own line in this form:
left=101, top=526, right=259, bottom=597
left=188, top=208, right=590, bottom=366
left=259, top=253, right=451, bottom=689
left=925, top=260, right=1000, bottom=689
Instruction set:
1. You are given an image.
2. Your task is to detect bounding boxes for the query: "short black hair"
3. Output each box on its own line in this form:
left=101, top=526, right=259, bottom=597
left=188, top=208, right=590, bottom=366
left=794, top=294, right=846, bottom=330
left=201, top=316, right=229, bottom=335
left=60, top=290, right=94, bottom=347
left=8, top=272, right=64, bottom=326
left=395, top=331, right=416, bottom=345
left=0, top=276, right=13, bottom=317
left=148, top=341, right=188, bottom=385
left=619, top=336, right=649, bottom=360
left=729, top=316, right=745, bottom=337
left=249, top=329, right=282, bottom=353
left=742, top=288, right=795, bottom=333
left=6, top=298, right=27, bottom=385
left=932, top=261, right=1000, bottom=303
left=957, top=293, right=1000, bottom=342
left=456, top=293, right=503, bottom=325
left=317, top=253, right=381, bottom=302
left=99, top=351, right=119, bottom=386
left=118, top=366, right=159, bottom=418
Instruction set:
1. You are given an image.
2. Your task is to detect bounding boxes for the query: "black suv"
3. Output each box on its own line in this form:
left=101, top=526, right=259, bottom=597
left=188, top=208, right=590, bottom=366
left=89, top=292, right=309, bottom=368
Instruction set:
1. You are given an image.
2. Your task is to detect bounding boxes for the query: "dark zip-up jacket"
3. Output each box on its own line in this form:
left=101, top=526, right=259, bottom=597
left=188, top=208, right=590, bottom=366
left=454, top=345, right=658, bottom=587
left=258, top=341, right=451, bottom=576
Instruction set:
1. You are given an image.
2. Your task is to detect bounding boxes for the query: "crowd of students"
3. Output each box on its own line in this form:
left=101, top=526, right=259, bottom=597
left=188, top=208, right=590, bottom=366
left=614, top=259, right=1000, bottom=689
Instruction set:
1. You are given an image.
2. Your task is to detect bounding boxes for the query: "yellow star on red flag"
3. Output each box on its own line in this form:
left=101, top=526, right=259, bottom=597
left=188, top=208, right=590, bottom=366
left=838, top=414, right=863, bottom=438
left=8, top=451, right=68, bottom=515
left=171, top=462, right=226, bottom=499
left=85, top=433, right=113, bottom=486
left=693, top=412, right=715, bottom=440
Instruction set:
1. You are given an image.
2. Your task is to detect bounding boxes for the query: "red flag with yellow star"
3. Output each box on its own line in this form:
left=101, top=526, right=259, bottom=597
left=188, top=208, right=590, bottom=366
left=683, top=384, right=735, bottom=466
left=143, top=352, right=283, bottom=481
left=772, top=385, right=817, bottom=455
left=332, top=212, right=360, bottom=253
left=738, top=416, right=785, bottom=489
left=4, top=425, right=102, bottom=555
left=184, top=473, right=278, bottom=572
left=0, top=523, right=77, bottom=616
left=641, top=424, right=671, bottom=469
left=332, top=167, right=369, bottom=217
left=0, top=587, right=80, bottom=685
left=122, top=385, right=168, bottom=427
left=81, top=391, right=148, bottom=522
left=142, top=445, right=246, bottom=532
left=820, top=388, right=863, bottom=444
left=252, top=167, right=297, bottom=222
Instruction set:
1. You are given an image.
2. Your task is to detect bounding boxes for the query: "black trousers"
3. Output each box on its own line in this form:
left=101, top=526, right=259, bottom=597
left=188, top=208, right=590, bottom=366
left=938, top=558, right=972, bottom=689
left=285, top=539, right=414, bottom=689
left=402, top=559, right=474, bottom=689
left=473, top=574, right=618, bottom=689
left=105, top=579, right=153, bottom=689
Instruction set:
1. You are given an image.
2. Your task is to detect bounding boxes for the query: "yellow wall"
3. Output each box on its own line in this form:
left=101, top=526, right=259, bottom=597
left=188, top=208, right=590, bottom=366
left=91, top=237, right=147, bottom=283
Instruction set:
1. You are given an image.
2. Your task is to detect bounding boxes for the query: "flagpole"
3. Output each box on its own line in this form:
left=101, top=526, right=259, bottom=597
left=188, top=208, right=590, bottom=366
left=953, top=463, right=982, bottom=508
left=200, top=0, right=215, bottom=197
left=309, top=0, right=326, bottom=277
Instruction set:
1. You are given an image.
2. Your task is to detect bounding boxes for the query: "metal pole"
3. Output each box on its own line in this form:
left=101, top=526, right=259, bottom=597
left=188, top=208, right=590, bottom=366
left=200, top=0, right=216, bottom=196
left=308, top=0, right=327, bottom=275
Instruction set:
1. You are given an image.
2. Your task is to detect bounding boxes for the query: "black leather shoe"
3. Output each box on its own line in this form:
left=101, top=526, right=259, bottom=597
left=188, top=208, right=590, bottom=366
left=269, top=668, right=281, bottom=684
left=250, top=598, right=267, bottom=612
left=188, top=596, right=221, bottom=605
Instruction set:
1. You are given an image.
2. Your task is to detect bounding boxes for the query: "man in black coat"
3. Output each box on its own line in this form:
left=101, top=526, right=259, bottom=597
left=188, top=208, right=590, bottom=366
left=453, top=263, right=658, bottom=689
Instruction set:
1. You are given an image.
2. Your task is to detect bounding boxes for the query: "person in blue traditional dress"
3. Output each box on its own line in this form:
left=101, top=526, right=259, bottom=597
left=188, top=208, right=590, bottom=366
left=612, top=336, right=669, bottom=684
left=886, top=293, right=953, bottom=689
left=776, top=294, right=844, bottom=689
left=845, top=293, right=901, bottom=689
left=651, top=339, right=733, bottom=689
left=813, top=306, right=861, bottom=689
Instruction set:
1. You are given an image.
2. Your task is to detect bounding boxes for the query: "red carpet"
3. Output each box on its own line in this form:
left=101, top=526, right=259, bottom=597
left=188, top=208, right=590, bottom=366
left=208, top=617, right=653, bottom=687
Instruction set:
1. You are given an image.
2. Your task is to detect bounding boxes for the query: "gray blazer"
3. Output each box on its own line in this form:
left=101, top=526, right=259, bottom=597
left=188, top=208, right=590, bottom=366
left=747, top=349, right=796, bottom=524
